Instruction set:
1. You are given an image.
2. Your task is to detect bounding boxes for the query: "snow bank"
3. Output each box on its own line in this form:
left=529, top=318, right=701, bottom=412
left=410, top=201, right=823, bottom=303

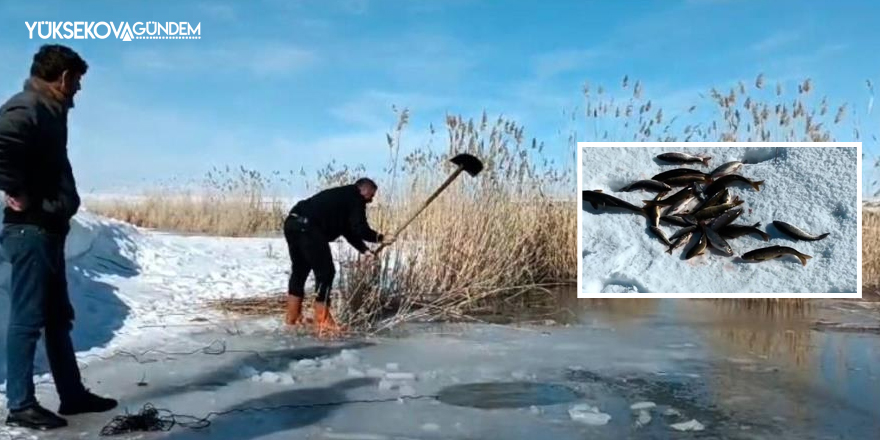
left=581, top=146, right=858, bottom=293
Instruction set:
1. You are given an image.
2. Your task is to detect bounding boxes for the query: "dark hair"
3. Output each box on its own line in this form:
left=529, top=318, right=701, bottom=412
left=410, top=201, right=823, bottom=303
left=30, top=44, right=88, bottom=81
left=355, top=178, right=377, bottom=190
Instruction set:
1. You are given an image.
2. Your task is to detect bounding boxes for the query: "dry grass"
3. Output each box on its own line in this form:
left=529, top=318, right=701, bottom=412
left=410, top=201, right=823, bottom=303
left=582, top=75, right=857, bottom=144
left=863, top=209, right=880, bottom=298
left=87, top=167, right=289, bottom=237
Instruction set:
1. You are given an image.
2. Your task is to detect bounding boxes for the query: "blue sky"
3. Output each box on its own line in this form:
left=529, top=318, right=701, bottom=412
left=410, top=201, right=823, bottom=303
left=0, top=0, right=877, bottom=196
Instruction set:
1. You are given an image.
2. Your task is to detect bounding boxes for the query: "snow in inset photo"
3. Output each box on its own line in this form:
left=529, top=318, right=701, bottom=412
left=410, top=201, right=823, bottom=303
left=580, top=144, right=859, bottom=295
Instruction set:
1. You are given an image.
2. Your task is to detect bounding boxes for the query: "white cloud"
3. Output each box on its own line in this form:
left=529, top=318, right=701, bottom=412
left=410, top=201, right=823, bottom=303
left=532, top=48, right=605, bottom=78
left=751, top=31, right=800, bottom=54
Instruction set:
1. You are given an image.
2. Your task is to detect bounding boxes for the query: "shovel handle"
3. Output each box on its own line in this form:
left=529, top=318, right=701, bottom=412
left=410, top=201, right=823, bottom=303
left=373, top=166, right=465, bottom=255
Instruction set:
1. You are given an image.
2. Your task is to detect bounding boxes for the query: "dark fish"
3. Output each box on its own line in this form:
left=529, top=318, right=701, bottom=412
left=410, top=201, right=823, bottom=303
left=661, top=215, right=696, bottom=227
left=652, top=168, right=710, bottom=181
left=772, top=220, right=830, bottom=241
left=643, top=186, right=695, bottom=207
left=685, top=230, right=708, bottom=259
left=741, top=245, right=812, bottom=266
left=649, top=226, right=672, bottom=246
left=703, top=174, right=765, bottom=199
left=709, top=161, right=743, bottom=178
left=583, top=190, right=645, bottom=214
left=646, top=204, right=661, bottom=228
left=719, top=222, right=770, bottom=241
left=666, top=230, right=693, bottom=254
left=657, top=153, right=711, bottom=167
left=703, top=225, right=734, bottom=256
left=620, top=179, right=672, bottom=193
left=669, top=225, right=698, bottom=241
left=666, top=195, right=695, bottom=216
left=663, top=174, right=710, bottom=186
left=710, top=207, right=743, bottom=230
left=692, top=198, right=744, bottom=221
left=689, top=188, right=729, bottom=214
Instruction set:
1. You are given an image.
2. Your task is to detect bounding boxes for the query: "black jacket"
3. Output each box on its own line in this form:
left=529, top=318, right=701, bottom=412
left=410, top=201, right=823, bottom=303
left=0, top=79, right=81, bottom=234
left=290, top=184, right=382, bottom=253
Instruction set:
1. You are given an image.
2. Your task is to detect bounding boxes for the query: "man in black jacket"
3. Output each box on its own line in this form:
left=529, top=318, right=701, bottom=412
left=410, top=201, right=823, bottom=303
left=0, top=45, right=117, bottom=431
left=283, top=178, right=393, bottom=336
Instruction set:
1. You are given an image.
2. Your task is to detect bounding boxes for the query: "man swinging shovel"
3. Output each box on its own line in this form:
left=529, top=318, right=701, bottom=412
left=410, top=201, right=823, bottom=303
left=282, top=154, right=483, bottom=338
left=372, top=153, right=484, bottom=257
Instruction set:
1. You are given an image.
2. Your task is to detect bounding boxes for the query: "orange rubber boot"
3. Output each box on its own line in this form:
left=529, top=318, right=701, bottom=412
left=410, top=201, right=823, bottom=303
left=313, top=301, right=345, bottom=338
left=285, top=295, right=304, bottom=326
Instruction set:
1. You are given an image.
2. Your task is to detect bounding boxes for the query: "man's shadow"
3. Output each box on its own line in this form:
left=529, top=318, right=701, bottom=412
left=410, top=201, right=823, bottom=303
left=161, top=377, right=377, bottom=440
left=130, top=342, right=375, bottom=403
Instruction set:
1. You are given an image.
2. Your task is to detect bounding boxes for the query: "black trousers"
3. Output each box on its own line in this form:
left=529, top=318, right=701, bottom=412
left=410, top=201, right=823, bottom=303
left=283, top=215, right=335, bottom=303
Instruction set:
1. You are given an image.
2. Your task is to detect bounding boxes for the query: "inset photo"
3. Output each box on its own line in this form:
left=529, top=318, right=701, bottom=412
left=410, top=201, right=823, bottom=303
left=579, top=143, right=860, bottom=297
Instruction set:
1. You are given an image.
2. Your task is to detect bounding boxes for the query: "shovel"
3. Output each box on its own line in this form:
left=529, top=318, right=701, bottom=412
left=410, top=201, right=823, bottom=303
left=374, top=153, right=484, bottom=255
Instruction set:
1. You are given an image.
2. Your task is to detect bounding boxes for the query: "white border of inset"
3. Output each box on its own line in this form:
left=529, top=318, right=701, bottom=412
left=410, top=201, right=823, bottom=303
left=577, top=142, right=862, bottom=299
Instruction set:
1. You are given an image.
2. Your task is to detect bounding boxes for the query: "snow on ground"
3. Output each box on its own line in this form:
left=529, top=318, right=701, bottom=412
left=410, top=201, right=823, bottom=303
left=581, top=145, right=858, bottom=294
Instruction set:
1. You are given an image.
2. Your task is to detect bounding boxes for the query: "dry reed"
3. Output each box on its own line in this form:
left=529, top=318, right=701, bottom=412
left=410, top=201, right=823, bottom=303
left=86, top=166, right=289, bottom=237
left=863, top=208, right=880, bottom=298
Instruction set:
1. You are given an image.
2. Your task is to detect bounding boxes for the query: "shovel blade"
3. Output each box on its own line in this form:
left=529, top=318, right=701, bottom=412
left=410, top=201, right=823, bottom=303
left=450, top=153, right=484, bottom=176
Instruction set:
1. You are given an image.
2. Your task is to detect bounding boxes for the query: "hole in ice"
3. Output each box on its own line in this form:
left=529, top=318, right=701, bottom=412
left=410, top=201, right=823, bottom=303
left=437, top=382, right=580, bottom=409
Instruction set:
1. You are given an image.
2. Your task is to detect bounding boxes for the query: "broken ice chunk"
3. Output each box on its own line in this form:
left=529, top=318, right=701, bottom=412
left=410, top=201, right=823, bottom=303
left=386, top=363, right=400, bottom=371
left=569, top=404, right=612, bottom=426
left=636, top=410, right=652, bottom=427
left=630, top=401, right=656, bottom=411
left=339, top=350, right=360, bottom=365
left=260, top=372, right=281, bottom=383
left=367, top=368, right=386, bottom=378
left=385, top=372, right=416, bottom=381
left=663, top=408, right=682, bottom=417
left=670, top=419, right=705, bottom=431
left=347, top=368, right=366, bottom=378
left=378, top=379, right=399, bottom=391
